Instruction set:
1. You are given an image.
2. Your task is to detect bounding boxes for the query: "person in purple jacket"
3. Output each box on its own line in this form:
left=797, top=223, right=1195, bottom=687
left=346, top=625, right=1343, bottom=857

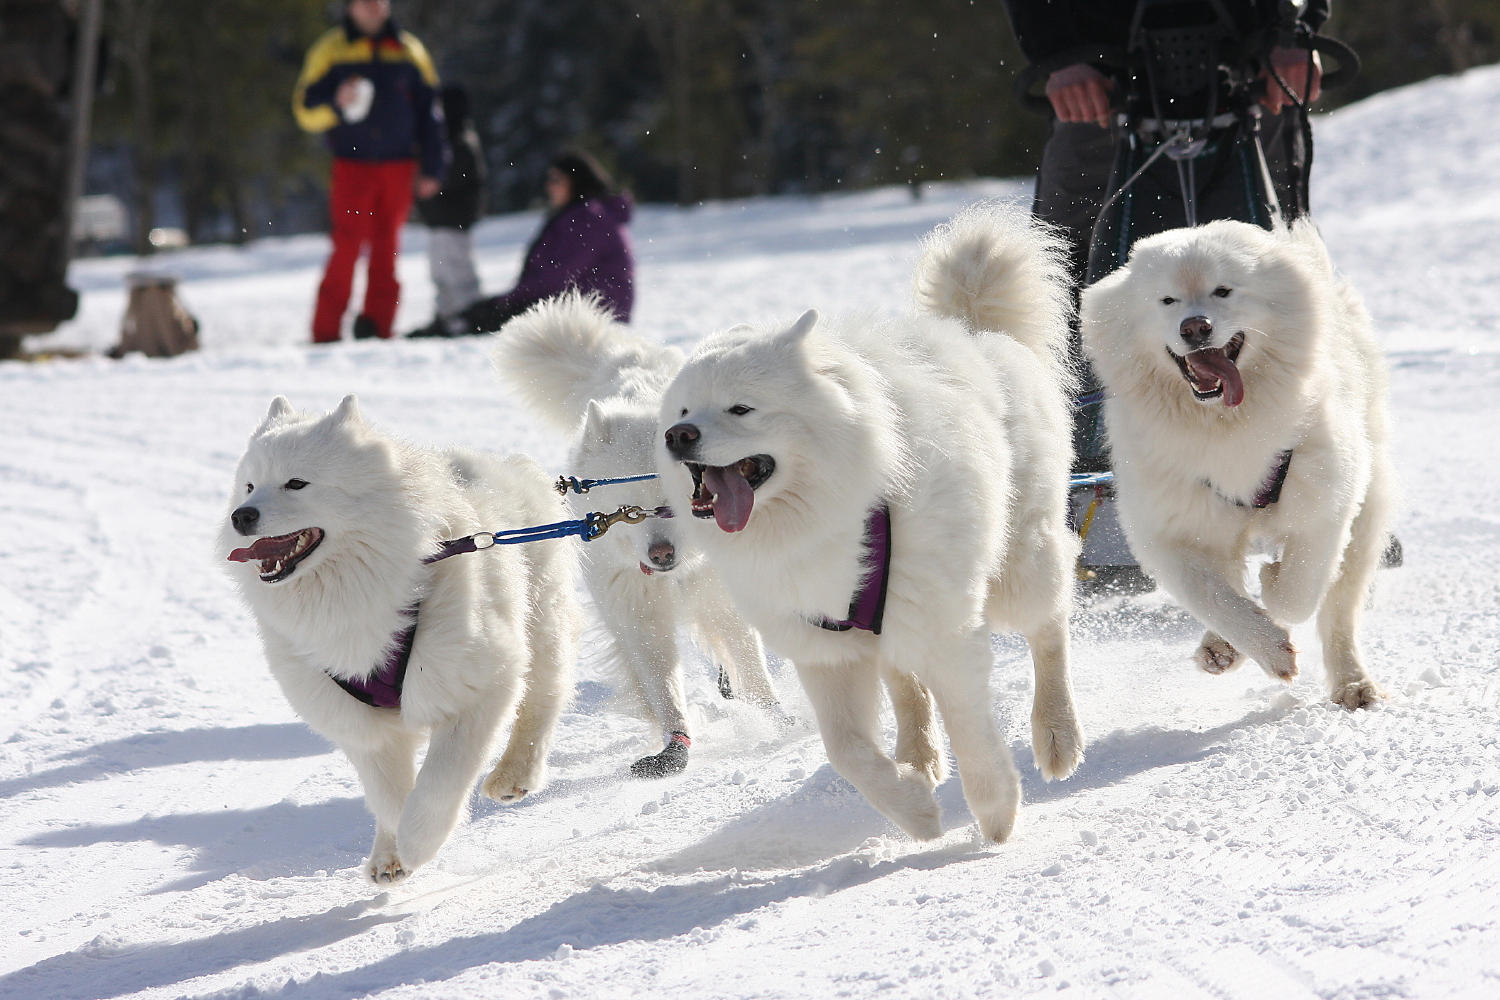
left=451, top=151, right=635, bottom=335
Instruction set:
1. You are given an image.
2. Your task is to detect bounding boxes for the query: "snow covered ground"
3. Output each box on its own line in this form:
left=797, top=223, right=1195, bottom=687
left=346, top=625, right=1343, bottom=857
left=3, top=65, right=1498, bottom=1000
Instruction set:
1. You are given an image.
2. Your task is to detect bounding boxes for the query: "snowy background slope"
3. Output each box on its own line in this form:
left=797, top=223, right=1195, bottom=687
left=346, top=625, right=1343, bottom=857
left=2, top=67, right=1498, bottom=1000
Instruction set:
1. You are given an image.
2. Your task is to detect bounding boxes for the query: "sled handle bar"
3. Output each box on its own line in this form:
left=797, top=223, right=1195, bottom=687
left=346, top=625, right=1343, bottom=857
left=1307, top=34, right=1360, bottom=91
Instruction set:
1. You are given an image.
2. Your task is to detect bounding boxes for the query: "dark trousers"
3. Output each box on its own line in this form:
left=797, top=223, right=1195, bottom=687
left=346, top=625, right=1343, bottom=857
left=1032, top=110, right=1302, bottom=286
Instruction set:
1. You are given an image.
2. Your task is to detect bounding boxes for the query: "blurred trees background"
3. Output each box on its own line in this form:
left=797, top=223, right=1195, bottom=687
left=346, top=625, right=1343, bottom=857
left=84, top=0, right=1500, bottom=250
left=93, top=0, right=329, bottom=251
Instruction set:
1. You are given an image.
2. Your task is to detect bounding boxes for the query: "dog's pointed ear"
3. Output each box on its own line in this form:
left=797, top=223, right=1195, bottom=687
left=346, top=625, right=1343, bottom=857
left=582, top=399, right=610, bottom=442
left=775, top=309, right=818, bottom=349
left=261, top=396, right=294, bottom=427
left=331, top=393, right=363, bottom=427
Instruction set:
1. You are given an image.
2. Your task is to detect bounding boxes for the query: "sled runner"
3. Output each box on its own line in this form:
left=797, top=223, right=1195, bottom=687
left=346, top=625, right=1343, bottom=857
left=1013, top=0, right=1360, bottom=587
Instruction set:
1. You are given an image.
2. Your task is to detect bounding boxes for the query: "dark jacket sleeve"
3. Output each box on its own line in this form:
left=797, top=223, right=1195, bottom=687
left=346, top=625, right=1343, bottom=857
left=302, top=70, right=340, bottom=112
left=413, top=84, right=449, bottom=182
left=1001, top=0, right=1081, bottom=65
left=1002, top=0, right=1334, bottom=67
left=416, top=126, right=485, bottom=229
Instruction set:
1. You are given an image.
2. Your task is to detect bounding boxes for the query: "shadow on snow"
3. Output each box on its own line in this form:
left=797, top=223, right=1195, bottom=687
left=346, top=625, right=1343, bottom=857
left=0, top=723, right=332, bottom=800
left=21, top=796, right=370, bottom=894
left=7, top=705, right=1278, bottom=999
left=0, top=899, right=400, bottom=1000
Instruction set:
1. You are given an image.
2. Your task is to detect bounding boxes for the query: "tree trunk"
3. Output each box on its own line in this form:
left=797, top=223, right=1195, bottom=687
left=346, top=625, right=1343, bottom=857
left=1426, top=0, right=1477, bottom=73
left=116, top=0, right=161, bottom=255
left=0, top=0, right=82, bottom=357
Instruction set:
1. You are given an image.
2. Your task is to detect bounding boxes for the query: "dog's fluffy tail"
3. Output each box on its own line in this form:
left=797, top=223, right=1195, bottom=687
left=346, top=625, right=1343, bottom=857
left=914, top=200, right=1073, bottom=361
left=492, top=291, right=682, bottom=433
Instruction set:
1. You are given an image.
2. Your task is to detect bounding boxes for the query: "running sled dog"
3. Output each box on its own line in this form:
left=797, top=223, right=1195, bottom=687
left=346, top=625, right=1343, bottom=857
left=219, top=396, right=582, bottom=882
left=657, top=203, right=1084, bottom=842
left=1080, top=219, right=1392, bottom=709
left=494, top=293, right=780, bottom=778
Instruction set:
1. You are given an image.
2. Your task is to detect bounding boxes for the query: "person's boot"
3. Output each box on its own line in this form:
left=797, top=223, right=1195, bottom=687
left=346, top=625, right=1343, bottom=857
left=405, top=317, right=453, bottom=338
left=352, top=315, right=379, bottom=339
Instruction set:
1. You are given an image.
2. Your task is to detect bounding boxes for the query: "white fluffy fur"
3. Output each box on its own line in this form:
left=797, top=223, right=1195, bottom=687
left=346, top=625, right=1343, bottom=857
left=1081, top=219, right=1393, bottom=709
left=218, top=396, right=582, bottom=882
left=494, top=294, right=779, bottom=760
left=657, top=203, right=1083, bottom=842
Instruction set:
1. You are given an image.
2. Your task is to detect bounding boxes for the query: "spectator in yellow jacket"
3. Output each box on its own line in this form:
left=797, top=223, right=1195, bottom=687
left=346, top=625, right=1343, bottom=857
left=293, top=0, right=448, bottom=341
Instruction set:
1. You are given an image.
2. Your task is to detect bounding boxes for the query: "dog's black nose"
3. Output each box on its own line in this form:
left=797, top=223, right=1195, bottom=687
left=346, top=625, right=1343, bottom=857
left=1180, top=315, right=1213, bottom=349
left=231, top=506, right=260, bottom=536
left=664, top=422, right=700, bottom=458
left=647, top=539, right=676, bottom=571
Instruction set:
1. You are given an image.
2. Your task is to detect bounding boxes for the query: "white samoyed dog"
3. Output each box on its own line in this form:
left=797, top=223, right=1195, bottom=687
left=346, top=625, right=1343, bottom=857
left=494, top=293, right=781, bottom=778
left=656, top=203, right=1084, bottom=843
left=218, top=395, right=583, bottom=882
left=1080, top=219, right=1392, bottom=709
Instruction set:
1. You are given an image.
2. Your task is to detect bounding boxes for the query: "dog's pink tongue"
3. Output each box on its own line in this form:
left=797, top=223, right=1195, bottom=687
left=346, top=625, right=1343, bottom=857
left=703, top=464, right=755, bottom=532
left=227, top=535, right=297, bottom=563
left=1186, top=349, right=1245, bottom=407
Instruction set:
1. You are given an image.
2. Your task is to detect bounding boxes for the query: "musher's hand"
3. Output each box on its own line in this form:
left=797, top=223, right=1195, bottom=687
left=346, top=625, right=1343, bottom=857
left=1046, top=63, right=1114, bottom=128
left=1259, top=46, right=1322, bottom=114
left=414, top=176, right=441, bottom=200
left=335, top=76, right=363, bottom=111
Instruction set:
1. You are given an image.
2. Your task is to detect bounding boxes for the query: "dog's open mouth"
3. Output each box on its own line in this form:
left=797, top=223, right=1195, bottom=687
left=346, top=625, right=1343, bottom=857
left=227, top=528, right=324, bottom=582
left=686, top=456, right=775, bottom=532
left=1171, top=331, right=1246, bottom=406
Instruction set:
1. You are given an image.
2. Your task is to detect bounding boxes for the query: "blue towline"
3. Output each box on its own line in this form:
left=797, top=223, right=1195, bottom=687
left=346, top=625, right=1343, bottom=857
left=556, top=466, right=1115, bottom=508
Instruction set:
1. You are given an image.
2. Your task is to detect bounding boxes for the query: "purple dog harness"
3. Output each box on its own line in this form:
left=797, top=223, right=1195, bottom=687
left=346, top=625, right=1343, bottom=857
left=817, top=503, right=892, bottom=635
left=329, top=608, right=417, bottom=709
left=1212, top=449, right=1294, bottom=509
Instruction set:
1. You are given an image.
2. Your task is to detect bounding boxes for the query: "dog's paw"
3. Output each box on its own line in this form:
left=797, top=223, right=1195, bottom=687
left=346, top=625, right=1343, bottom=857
left=975, top=798, right=1019, bottom=844
left=874, top=766, right=943, bottom=841
left=367, top=851, right=409, bottom=885
left=482, top=773, right=531, bottom=802
left=1032, top=715, right=1084, bottom=782
left=483, top=755, right=543, bottom=803
left=630, top=736, right=689, bottom=779
left=912, top=752, right=949, bottom=790
left=1258, top=638, right=1299, bottom=682
left=1194, top=632, right=1244, bottom=675
left=1332, top=678, right=1385, bottom=711
left=895, top=790, right=944, bottom=842
left=895, top=731, right=948, bottom=788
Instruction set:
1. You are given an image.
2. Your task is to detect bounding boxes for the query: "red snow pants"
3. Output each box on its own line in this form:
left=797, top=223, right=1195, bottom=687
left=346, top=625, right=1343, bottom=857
left=311, top=158, right=417, bottom=342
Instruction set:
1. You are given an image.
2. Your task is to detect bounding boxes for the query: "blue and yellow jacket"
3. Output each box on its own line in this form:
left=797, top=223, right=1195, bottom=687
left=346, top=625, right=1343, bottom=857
left=293, top=17, right=448, bottom=180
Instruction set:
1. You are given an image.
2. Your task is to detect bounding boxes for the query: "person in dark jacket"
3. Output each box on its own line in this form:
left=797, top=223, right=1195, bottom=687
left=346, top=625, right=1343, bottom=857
left=458, top=151, right=635, bottom=335
left=294, top=0, right=448, bottom=342
left=1002, top=0, right=1328, bottom=283
left=408, top=86, right=487, bottom=337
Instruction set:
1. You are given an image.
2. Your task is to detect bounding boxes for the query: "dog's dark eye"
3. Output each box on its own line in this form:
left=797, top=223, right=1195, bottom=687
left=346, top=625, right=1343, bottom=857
left=727, top=404, right=754, bottom=416
left=1161, top=296, right=1177, bottom=305
left=284, top=479, right=309, bottom=490
left=1213, top=286, right=1232, bottom=298
left=245, top=483, right=253, bottom=494
left=680, top=407, right=688, bottom=417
